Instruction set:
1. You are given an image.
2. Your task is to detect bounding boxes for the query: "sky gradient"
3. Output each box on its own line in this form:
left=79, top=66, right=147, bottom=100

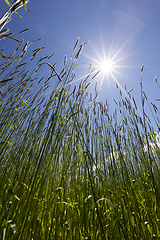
left=1, top=0, right=160, bottom=127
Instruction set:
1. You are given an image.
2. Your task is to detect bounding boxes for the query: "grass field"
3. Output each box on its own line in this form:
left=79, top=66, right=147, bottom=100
left=0, top=2, right=160, bottom=239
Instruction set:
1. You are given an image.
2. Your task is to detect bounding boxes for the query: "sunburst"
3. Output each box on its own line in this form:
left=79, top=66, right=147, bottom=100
left=99, top=58, right=114, bottom=75
left=80, top=24, right=143, bottom=93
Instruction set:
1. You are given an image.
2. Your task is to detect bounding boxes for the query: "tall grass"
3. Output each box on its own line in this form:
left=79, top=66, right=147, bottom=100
left=0, top=2, right=160, bottom=239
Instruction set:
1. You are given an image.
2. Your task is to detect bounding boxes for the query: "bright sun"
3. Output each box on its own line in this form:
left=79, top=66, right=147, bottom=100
left=70, top=28, right=138, bottom=92
left=79, top=27, right=138, bottom=91
left=100, top=59, right=113, bottom=75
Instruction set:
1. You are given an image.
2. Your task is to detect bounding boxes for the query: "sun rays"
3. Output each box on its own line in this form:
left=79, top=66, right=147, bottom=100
left=80, top=24, right=143, bottom=94
left=60, top=23, right=144, bottom=103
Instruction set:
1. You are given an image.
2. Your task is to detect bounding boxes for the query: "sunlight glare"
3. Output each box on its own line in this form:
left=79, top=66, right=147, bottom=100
left=100, top=59, right=113, bottom=75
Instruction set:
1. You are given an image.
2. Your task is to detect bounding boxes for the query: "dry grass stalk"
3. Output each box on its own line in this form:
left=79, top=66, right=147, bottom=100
left=89, top=92, right=92, bottom=102
left=48, top=52, right=55, bottom=59
left=113, top=99, right=118, bottom=105
left=21, top=41, right=29, bottom=58
left=19, top=28, right=30, bottom=34
left=143, top=91, right=148, bottom=100
left=15, top=39, right=24, bottom=51
left=33, top=47, right=45, bottom=53
left=85, top=82, right=90, bottom=89
left=61, top=69, right=68, bottom=79
left=0, top=28, right=9, bottom=36
left=73, top=37, right=80, bottom=52
left=33, top=38, right=43, bottom=43
left=92, top=70, right=100, bottom=79
left=132, top=97, right=137, bottom=110
left=31, top=51, right=39, bottom=61
left=0, top=1, right=28, bottom=32
left=133, top=108, right=136, bottom=116
left=68, top=73, right=76, bottom=84
left=84, top=68, right=96, bottom=83
left=44, top=80, right=50, bottom=87
left=151, top=102, right=158, bottom=113
left=20, top=71, right=29, bottom=81
left=9, top=70, right=20, bottom=76
left=141, top=64, right=144, bottom=72
left=37, top=56, right=48, bottom=64
left=142, top=96, right=145, bottom=108
left=64, top=55, right=67, bottom=66
left=60, top=64, right=68, bottom=76
left=0, top=50, right=10, bottom=63
left=125, top=97, right=131, bottom=106
left=8, top=50, right=15, bottom=58
left=93, top=90, right=100, bottom=101
left=93, top=100, right=97, bottom=113
left=0, top=77, right=13, bottom=84
left=35, top=63, right=45, bottom=72
left=128, top=88, right=134, bottom=94
left=75, top=45, right=83, bottom=59
left=43, top=85, right=50, bottom=92
left=75, top=41, right=88, bottom=59
left=11, top=0, right=29, bottom=13
left=144, top=112, right=151, bottom=123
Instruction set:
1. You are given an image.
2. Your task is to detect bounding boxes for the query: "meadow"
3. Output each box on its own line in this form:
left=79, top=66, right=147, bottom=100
left=0, top=1, right=160, bottom=239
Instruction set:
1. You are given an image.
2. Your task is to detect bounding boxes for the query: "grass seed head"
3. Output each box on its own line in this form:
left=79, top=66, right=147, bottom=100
left=141, top=64, right=144, bottom=72
left=73, top=37, right=80, bottom=52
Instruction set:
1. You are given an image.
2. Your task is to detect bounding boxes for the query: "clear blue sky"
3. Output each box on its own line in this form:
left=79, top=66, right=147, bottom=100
left=1, top=0, right=160, bottom=126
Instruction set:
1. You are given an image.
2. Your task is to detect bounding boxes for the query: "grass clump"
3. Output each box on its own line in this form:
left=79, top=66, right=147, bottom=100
left=0, top=2, right=160, bottom=239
